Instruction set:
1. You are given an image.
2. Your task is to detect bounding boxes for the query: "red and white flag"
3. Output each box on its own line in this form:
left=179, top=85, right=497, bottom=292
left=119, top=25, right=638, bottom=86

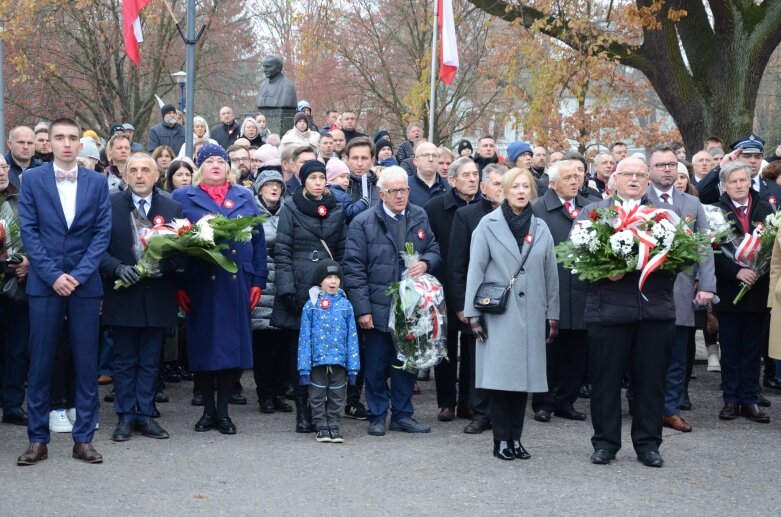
left=438, top=0, right=459, bottom=84
left=123, top=0, right=153, bottom=66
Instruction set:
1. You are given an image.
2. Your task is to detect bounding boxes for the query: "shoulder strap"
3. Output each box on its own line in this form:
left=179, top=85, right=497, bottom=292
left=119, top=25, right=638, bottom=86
left=508, top=219, right=537, bottom=289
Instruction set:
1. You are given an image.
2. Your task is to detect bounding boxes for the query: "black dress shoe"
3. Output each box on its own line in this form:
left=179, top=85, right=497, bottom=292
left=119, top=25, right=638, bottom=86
left=216, top=416, right=237, bottom=434
left=763, top=377, right=781, bottom=390
left=719, top=402, right=739, bottom=420
left=104, top=388, right=115, bottom=403
left=111, top=420, right=133, bottom=442
left=135, top=419, right=170, bottom=439
left=163, top=363, right=181, bottom=383
left=511, top=440, right=531, bottom=459
left=273, top=395, right=293, bottom=412
left=191, top=391, right=204, bottom=406
left=757, top=393, right=771, bottom=408
left=740, top=404, right=771, bottom=423
left=591, top=448, right=616, bottom=465
left=195, top=414, right=216, bottom=432
left=578, top=384, right=591, bottom=399
left=155, top=389, right=170, bottom=403
left=229, top=392, right=247, bottom=405
left=637, top=450, right=664, bottom=468
left=554, top=407, right=586, bottom=421
left=533, top=409, right=551, bottom=422
left=175, top=364, right=194, bottom=381
left=152, top=403, right=161, bottom=419
left=463, top=419, right=492, bottom=434
left=258, top=398, right=275, bottom=414
left=285, top=385, right=295, bottom=400
left=493, top=440, right=515, bottom=461
left=2, top=408, right=28, bottom=426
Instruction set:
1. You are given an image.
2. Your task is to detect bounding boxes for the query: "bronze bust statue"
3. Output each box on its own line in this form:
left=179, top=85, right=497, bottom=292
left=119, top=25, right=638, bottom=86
left=256, top=55, right=298, bottom=109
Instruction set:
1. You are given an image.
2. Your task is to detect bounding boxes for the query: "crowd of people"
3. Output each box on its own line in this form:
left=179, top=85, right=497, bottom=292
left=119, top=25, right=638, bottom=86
left=2, top=103, right=781, bottom=468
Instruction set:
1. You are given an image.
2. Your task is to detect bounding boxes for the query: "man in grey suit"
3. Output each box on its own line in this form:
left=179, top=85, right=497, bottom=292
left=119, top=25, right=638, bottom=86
left=645, top=145, right=716, bottom=433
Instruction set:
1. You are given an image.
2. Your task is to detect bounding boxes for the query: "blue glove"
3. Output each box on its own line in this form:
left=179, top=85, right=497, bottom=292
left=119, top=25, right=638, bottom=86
left=348, top=374, right=357, bottom=386
left=299, top=374, right=310, bottom=386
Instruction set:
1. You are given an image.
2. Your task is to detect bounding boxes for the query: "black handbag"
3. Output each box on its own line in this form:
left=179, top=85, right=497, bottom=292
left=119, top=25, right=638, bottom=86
left=473, top=222, right=536, bottom=314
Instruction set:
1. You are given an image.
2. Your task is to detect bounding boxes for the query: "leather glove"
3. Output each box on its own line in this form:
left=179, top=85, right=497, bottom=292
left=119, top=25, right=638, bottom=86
left=176, top=289, right=191, bottom=313
left=249, top=286, right=262, bottom=312
left=162, top=252, right=188, bottom=273
left=546, top=319, right=559, bottom=345
left=469, top=317, right=487, bottom=342
left=348, top=374, right=357, bottom=386
left=115, top=264, right=141, bottom=286
left=281, top=293, right=301, bottom=314
left=299, top=374, right=311, bottom=386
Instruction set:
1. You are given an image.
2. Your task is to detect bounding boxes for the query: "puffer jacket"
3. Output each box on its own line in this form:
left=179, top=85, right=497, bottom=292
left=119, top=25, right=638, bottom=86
left=279, top=127, right=320, bottom=155
left=343, top=202, right=441, bottom=332
left=297, top=287, right=360, bottom=376
left=251, top=197, right=285, bottom=330
left=271, top=195, right=346, bottom=329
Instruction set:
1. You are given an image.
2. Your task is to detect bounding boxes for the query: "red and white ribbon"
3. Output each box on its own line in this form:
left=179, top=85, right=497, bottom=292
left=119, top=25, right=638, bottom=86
left=735, top=226, right=763, bottom=265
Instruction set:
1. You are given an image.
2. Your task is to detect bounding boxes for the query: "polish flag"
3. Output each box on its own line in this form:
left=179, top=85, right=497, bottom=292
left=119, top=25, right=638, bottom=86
left=438, top=0, right=459, bottom=84
left=123, top=0, right=153, bottom=66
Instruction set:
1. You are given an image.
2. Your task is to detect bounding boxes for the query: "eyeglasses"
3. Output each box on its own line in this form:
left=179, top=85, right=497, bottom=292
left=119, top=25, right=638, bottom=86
left=233, top=157, right=250, bottom=163
left=615, top=171, right=649, bottom=179
left=415, top=153, right=437, bottom=160
left=652, top=162, right=678, bottom=171
left=381, top=187, right=410, bottom=196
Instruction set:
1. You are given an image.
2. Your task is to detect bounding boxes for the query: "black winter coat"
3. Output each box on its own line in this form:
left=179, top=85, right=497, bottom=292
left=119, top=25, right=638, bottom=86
left=447, top=198, right=493, bottom=313
left=210, top=121, right=240, bottom=150
left=697, top=166, right=781, bottom=209
left=271, top=196, right=346, bottom=329
left=347, top=171, right=380, bottom=206
left=147, top=122, right=186, bottom=153
left=100, top=189, right=183, bottom=327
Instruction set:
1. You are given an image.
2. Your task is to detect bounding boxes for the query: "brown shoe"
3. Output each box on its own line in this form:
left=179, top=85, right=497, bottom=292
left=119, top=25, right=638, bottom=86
left=456, top=405, right=474, bottom=420
left=17, top=443, right=48, bottom=466
left=718, top=403, right=739, bottom=420
left=72, top=442, right=103, bottom=463
left=739, top=404, right=771, bottom=423
left=97, top=375, right=113, bottom=385
left=663, top=415, right=692, bottom=432
left=437, top=407, right=455, bottom=422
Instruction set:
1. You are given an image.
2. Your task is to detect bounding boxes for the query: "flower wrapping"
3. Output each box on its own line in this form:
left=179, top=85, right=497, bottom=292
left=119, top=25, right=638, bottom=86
left=385, top=243, right=448, bottom=373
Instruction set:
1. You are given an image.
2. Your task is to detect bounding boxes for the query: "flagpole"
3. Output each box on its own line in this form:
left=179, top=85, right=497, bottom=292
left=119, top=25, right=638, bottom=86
left=184, top=0, right=196, bottom=158
left=427, top=0, right=438, bottom=143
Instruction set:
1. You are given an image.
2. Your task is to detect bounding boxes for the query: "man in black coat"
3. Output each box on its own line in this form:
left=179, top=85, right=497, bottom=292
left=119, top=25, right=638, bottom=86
left=424, top=157, right=482, bottom=423
left=147, top=104, right=185, bottom=153
left=99, top=153, right=184, bottom=442
left=531, top=160, right=594, bottom=424
left=210, top=106, right=241, bottom=150
left=447, top=163, right=506, bottom=434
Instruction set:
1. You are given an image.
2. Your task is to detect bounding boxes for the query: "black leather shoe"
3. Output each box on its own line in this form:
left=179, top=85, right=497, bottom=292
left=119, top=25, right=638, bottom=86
left=136, top=418, right=169, bottom=439
left=763, top=377, right=781, bottom=390
left=511, top=440, right=531, bottom=459
left=155, top=389, right=170, bottom=403
left=163, top=363, right=181, bottom=383
left=111, top=420, right=133, bottom=442
left=554, top=407, right=586, bottom=421
left=194, top=413, right=216, bottom=432
left=637, top=450, right=664, bottom=468
left=533, top=409, right=551, bottom=423
left=229, top=392, right=247, bottom=405
left=740, top=404, right=771, bottom=423
left=258, top=398, right=275, bottom=414
left=191, top=391, right=204, bottom=406
left=463, top=419, right=492, bottom=434
left=493, top=440, right=515, bottom=461
left=2, top=407, right=28, bottom=426
left=273, top=395, right=292, bottom=412
left=174, top=363, right=194, bottom=381
left=719, top=402, right=739, bottom=420
left=104, top=388, right=115, bottom=403
left=757, top=393, right=771, bottom=408
left=578, top=384, right=591, bottom=398
left=152, top=403, right=161, bottom=419
left=591, top=448, right=616, bottom=465
left=216, top=416, right=237, bottom=434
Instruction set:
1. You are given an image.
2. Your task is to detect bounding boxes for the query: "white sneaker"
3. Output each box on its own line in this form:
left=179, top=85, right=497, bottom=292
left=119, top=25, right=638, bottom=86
left=707, top=344, right=721, bottom=372
left=64, top=408, right=100, bottom=430
left=49, top=409, right=73, bottom=433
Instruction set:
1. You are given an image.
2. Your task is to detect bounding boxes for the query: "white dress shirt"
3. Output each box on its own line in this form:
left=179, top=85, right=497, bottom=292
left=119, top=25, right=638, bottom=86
left=652, top=186, right=675, bottom=204
left=54, top=165, right=78, bottom=228
left=131, top=192, right=153, bottom=217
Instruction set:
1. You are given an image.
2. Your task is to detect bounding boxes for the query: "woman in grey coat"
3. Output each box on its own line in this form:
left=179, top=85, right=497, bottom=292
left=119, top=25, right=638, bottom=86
left=464, top=168, right=559, bottom=461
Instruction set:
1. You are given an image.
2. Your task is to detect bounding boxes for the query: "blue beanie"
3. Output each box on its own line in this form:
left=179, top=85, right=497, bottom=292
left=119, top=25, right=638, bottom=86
left=299, top=159, right=327, bottom=185
left=507, top=141, right=533, bottom=165
left=196, top=143, right=230, bottom=167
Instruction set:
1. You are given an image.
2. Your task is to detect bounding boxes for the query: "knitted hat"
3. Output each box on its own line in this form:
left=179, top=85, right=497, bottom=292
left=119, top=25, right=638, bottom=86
left=109, top=123, right=125, bottom=135
left=122, top=123, right=135, bottom=132
left=78, top=138, right=100, bottom=160
left=299, top=159, right=326, bottom=184
left=326, top=158, right=350, bottom=183
left=457, top=139, right=473, bottom=155
left=196, top=143, right=230, bottom=167
left=82, top=130, right=99, bottom=141
left=254, top=144, right=280, bottom=165
left=374, top=139, right=393, bottom=160
left=161, top=104, right=177, bottom=117
left=374, top=130, right=390, bottom=144
left=297, top=100, right=311, bottom=112
left=315, top=259, right=342, bottom=284
left=506, top=141, right=533, bottom=164
left=253, top=169, right=286, bottom=194
left=676, top=162, right=690, bottom=178
left=294, top=112, right=309, bottom=128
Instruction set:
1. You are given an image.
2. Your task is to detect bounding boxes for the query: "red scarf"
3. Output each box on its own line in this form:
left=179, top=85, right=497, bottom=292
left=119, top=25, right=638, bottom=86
left=200, top=183, right=229, bottom=206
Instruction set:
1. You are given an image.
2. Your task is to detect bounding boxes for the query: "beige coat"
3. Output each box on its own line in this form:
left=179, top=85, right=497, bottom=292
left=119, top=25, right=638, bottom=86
left=769, top=231, right=781, bottom=359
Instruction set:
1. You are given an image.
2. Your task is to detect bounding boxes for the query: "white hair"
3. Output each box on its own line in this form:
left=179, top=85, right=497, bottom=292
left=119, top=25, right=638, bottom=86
left=377, top=166, right=409, bottom=189
left=546, top=159, right=578, bottom=182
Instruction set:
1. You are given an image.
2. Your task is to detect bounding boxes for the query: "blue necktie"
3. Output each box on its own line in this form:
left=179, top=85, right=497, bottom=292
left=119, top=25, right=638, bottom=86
left=138, top=199, right=147, bottom=217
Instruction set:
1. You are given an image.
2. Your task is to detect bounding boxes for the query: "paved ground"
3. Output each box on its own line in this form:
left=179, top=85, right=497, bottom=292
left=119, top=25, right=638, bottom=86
left=1, top=360, right=780, bottom=516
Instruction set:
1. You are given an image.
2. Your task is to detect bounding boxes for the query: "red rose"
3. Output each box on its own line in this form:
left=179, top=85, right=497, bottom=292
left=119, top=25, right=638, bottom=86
left=589, top=210, right=599, bottom=221
left=654, top=213, right=668, bottom=223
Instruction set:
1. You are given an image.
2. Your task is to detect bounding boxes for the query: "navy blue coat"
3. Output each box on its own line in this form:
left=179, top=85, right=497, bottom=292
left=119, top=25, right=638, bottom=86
left=19, top=162, right=111, bottom=297
left=343, top=203, right=441, bottom=332
left=100, top=189, right=183, bottom=328
left=171, top=185, right=268, bottom=371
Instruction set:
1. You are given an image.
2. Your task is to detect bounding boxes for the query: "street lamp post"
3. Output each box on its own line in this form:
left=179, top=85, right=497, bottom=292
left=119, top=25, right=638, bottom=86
left=171, top=71, right=187, bottom=113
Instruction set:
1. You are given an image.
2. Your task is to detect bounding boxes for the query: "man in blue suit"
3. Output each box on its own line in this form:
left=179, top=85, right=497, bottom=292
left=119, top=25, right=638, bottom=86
left=17, top=117, right=111, bottom=465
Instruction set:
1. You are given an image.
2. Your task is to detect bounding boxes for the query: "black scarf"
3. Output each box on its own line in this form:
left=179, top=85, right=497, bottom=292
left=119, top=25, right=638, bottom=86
left=501, top=200, right=533, bottom=254
left=292, top=187, right=336, bottom=219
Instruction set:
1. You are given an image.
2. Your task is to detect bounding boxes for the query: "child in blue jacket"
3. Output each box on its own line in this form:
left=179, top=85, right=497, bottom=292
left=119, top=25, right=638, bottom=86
left=298, top=259, right=360, bottom=443
left=326, top=158, right=369, bottom=223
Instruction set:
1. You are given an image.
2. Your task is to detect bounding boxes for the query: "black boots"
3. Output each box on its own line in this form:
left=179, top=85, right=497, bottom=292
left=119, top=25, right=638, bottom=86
left=493, top=440, right=515, bottom=461
left=295, top=394, right=315, bottom=433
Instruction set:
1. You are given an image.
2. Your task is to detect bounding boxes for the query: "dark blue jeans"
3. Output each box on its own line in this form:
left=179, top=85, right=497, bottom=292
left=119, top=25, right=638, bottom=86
left=664, top=326, right=690, bottom=416
left=362, top=329, right=415, bottom=422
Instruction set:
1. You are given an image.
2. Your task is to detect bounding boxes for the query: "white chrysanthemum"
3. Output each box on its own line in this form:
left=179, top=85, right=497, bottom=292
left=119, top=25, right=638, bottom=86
left=609, top=230, right=635, bottom=257
left=194, top=219, right=215, bottom=244
left=765, top=211, right=781, bottom=228
left=571, top=222, right=596, bottom=247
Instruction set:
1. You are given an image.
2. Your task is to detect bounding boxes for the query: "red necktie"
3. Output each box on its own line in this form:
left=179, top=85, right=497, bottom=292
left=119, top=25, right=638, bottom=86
left=660, top=193, right=670, bottom=204
left=564, top=201, right=576, bottom=219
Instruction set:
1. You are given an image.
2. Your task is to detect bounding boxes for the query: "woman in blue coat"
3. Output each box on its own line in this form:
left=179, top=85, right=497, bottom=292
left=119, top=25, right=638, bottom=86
left=171, top=144, right=268, bottom=435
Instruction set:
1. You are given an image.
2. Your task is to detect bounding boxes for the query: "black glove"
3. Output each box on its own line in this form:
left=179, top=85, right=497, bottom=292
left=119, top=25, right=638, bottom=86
left=469, top=317, right=487, bottom=342
left=115, top=264, right=141, bottom=286
left=281, top=293, right=301, bottom=314
left=161, top=252, right=188, bottom=273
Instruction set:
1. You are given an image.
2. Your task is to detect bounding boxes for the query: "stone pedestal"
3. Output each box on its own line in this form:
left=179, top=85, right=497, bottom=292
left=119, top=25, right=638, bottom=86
left=260, top=107, right=296, bottom=136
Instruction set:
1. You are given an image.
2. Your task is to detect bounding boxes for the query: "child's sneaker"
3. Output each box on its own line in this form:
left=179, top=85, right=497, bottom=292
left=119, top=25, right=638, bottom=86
left=329, top=428, right=344, bottom=443
left=315, top=429, right=332, bottom=443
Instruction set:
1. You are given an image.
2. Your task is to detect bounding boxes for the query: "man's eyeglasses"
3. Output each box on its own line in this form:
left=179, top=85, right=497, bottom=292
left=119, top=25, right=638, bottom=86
left=652, top=162, right=678, bottom=171
left=381, top=187, right=410, bottom=196
left=415, top=153, right=437, bottom=160
left=615, top=171, right=649, bottom=179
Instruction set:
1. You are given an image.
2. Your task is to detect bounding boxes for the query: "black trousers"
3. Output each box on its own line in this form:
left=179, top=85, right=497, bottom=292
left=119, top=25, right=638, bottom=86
left=718, top=312, right=768, bottom=405
left=532, top=329, right=587, bottom=412
left=588, top=321, right=673, bottom=454
left=468, top=339, right=490, bottom=422
left=252, top=329, right=289, bottom=400
left=434, top=321, right=473, bottom=408
left=488, top=390, right=527, bottom=441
